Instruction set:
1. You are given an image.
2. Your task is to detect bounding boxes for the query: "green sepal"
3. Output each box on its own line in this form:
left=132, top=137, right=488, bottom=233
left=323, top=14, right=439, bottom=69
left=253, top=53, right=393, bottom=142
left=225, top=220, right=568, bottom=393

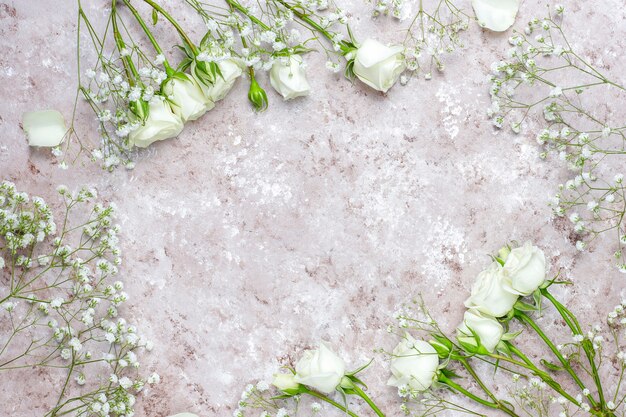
left=439, top=368, right=461, bottom=380
left=151, top=9, right=158, bottom=25
left=344, top=58, right=355, bottom=81
left=270, top=384, right=307, bottom=398
left=347, top=358, right=373, bottom=377
left=177, top=57, right=193, bottom=73
left=500, top=329, right=522, bottom=342
left=513, top=299, right=539, bottom=312
left=194, top=60, right=223, bottom=87
left=176, top=43, right=195, bottom=60
left=129, top=99, right=150, bottom=121
left=532, top=288, right=543, bottom=312
left=540, top=358, right=565, bottom=372
left=496, top=340, right=513, bottom=358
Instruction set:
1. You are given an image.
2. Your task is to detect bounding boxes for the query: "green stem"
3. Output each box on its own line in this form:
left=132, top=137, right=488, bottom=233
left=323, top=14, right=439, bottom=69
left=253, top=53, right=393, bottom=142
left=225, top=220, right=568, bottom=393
left=276, top=0, right=330, bottom=38
left=506, top=343, right=580, bottom=406
left=121, top=0, right=173, bottom=73
left=439, top=375, right=502, bottom=410
left=352, top=384, right=385, bottom=417
left=111, top=0, right=139, bottom=84
left=459, top=358, right=519, bottom=417
left=141, top=0, right=198, bottom=55
left=223, top=0, right=270, bottom=31
left=303, top=389, right=360, bottom=417
left=542, top=289, right=607, bottom=409
left=515, top=311, right=599, bottom=409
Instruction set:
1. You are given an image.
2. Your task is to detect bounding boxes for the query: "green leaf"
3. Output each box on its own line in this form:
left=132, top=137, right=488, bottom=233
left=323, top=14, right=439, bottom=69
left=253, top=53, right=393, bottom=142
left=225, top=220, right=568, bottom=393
left=151, top=9, right=158, bottom=25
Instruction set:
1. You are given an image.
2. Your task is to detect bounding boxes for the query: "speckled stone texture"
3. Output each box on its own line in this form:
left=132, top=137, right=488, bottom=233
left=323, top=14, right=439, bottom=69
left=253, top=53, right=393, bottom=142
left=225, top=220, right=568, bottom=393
left=1, top=0, right=626, bottom=416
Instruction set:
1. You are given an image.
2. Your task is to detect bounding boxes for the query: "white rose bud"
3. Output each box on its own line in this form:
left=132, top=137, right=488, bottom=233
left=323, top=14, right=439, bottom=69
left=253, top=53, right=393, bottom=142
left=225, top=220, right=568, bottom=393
left=388, top=333, right=439, bottom=391
left=272, top=373, right=300, bottom=392
left=23, top=110, right=67, bottom=147
left=502, top=242, right=546, bottom=296
left=193, top=59, right=243, bottom=102
left=128, top=96, right=184, bottom=148
left=294, top=342, right=345, bottom=393
left=269, top=55, right=311, bottom=100
left=472, top=0, right=520, bottom=32
left=464, top=262, right=518, bottom=318
left=457, top=309, right=504, bottom=353
left=353, top=38, right=406, bottom=93
left=162, top=76, right=214, bottom=122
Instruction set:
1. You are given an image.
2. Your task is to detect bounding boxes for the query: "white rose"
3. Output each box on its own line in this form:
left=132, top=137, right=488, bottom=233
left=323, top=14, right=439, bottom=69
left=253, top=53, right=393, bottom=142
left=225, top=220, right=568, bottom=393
left=269, top=55, right=311, bottom=100
left=388, top=333, right=439, bottom=391
left=457, top=309, right=504, bottom=353
left=128, top=97, right=184, bottom=148
left=162, top=76, right=214, bottom=122
left=272, top=373, right=300, bottom=392
left=23, top=110, right=67, bottom=147
left=502, top=242, right=546, bottom=296
left=353, top=38, right=406, bottom=93
left=294, top=342, right=345, bottom=393
left=464, top=262, right=518, bottom=318
left=472, top=0, right=520, bottom=32
left=192, top=59, right=243, bottom=102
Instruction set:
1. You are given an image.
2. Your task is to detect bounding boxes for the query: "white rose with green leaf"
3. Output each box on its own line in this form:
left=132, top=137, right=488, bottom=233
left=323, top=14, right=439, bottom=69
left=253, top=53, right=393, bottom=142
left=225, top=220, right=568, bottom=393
left=353, top=38, right=405, bottom=93
left=294, top=342, right=345, bottom=394
left=502, top=242, right=546, bottom=296
left=388, top=333, right=439, bottom=391
left=464, top=262, right=518, bottom=318
left=128, top=96, right=184, bottom=148
left=270, top=55, right=311, bottom=100
left=162, top=75, right=214, bottom=122
left=457, top=309, right=504, bottom=353
left=192, top=59, right=243, bottom=102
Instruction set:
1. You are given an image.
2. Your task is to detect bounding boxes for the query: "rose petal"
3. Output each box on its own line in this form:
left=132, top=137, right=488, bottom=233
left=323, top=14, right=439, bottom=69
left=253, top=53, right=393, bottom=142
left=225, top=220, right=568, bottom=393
left=472, top=0, right=520, bottom=32
left=23, top=110, right=67, bottom=147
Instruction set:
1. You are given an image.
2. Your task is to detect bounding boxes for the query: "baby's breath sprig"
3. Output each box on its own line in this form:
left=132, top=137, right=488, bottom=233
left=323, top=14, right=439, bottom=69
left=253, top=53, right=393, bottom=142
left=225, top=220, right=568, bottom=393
left=486, top=6, right=626, bottom=272
left=369, top=0, right=470, bottom=82
left=76, top=0, right=173, bottom=170
left=0, top=180, right=157, bottom=417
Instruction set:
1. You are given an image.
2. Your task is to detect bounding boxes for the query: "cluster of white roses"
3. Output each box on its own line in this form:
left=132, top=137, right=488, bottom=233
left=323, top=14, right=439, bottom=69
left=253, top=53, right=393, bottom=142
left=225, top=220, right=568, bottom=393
left=387, top=242, right=547, bottom=395
left=129, top=58, right=244, bottom=148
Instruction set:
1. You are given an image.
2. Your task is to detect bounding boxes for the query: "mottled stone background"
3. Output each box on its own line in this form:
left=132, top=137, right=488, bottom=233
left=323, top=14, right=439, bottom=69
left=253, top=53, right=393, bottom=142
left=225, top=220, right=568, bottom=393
left=1, top=0, right=626, bottom=416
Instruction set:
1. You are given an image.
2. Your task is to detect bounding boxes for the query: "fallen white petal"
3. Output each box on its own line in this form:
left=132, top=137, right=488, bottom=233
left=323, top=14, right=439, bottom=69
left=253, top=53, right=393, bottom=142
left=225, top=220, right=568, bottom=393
left=23, top=110, right=67, bottom=147
left=472, top=0, right=520, bottom=32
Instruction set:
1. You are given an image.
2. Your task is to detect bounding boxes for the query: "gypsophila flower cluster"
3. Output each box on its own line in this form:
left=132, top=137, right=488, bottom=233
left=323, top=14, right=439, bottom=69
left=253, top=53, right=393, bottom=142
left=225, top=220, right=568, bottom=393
left=486, top=7, right=626, bottom=271
left=370, top=0, right=470, bottom=80
left=233, top=381, right=301, bottom=417
left=0, top=180, right=157, bottom=416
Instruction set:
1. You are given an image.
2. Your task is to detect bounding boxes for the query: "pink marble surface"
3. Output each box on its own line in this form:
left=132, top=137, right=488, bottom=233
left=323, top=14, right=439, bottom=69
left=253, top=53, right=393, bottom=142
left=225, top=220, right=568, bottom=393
left=1, top=0, right=626, bottom=416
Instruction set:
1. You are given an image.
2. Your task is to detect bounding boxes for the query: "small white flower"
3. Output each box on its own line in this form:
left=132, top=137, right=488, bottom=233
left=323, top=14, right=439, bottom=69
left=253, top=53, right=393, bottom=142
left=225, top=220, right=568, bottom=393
left=119, top=376, right=133, bottom=389
left=50, top=298, right=64, bottom=309
left=549, top=86, right=563, bottom=97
